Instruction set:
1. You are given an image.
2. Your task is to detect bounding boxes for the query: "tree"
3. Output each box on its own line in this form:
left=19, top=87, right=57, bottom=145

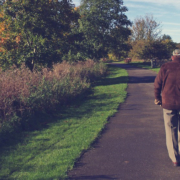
left=161, top=34, right=172, bottom=41
left=128, top=30, right=176, bottom=61
left=0, top=0, right=79, bottom=70
left=76, top=0, right=131, bottom=60
left=128, top=39, right=145, bottom=60
left=0, top=10, right=11, bottom=53
left=161, top=37, right=176, bottom=57
left=176, top=43, right=180, bottom=49
left=128, top=15, right=177, bottom=62
left=138, top=38, right=176, bottom=62
left=0, top=0, right=5, bottom=5
left=141, top=41, right=169, bottom=60
left=130, top=14, right=161, bottom=42
left=61, top=5, right=84, bottom=62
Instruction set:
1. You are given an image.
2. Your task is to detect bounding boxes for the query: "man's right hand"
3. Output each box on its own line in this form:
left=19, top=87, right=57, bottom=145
left=154, top=99, right=162, bottom=106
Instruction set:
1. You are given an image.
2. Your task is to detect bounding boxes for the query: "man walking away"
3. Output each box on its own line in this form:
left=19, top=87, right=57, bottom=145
left=154, top=49, right=180, bottom=167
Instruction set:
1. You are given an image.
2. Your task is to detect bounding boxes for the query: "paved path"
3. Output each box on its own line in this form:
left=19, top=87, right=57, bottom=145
left=68, top=64, right=180, bottom=180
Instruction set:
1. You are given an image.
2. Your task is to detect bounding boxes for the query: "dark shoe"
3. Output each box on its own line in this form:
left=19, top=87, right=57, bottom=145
left=173, top=162, right=180, bottom=167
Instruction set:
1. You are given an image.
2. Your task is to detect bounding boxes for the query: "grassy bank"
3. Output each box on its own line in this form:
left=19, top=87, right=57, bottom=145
left=0, top=65, right=128, bottom=180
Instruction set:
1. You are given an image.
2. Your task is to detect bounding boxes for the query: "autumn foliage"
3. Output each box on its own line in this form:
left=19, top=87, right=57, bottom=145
left=0, top=11, right=9, bottom=52
left=128, top=15, right=176, bottom=61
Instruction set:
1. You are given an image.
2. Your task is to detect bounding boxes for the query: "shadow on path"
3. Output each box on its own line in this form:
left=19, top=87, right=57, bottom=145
left=96, top=75, right=155, bottom=86
left=68, top=175, right=117, bottom=180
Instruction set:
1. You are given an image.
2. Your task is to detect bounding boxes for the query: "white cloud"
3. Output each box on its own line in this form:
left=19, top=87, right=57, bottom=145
left=164, top=29, right=180, bottom=33
left=163, top=22, right=180, bottom=26
left=127, top=0, right=180, bottom=10
left=125, top=3, right=146, bottom=8
left=125, top=2, right=180, bottom=21
left=125, top=3, right=169, bottom=20
left=127, top=0, right=180, bottom=5
left=162, top=28, right=180, bottom=40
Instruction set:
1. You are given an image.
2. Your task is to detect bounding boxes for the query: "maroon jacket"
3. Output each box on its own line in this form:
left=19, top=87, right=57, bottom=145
left=154, top=57, right=180, bottom=110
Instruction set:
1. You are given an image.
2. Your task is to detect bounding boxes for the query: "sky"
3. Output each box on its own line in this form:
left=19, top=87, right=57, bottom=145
left=72, top=0, right=180, bottom=43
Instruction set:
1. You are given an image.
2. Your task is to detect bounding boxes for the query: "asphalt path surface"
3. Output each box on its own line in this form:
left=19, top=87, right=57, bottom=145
left=68, top=64, right=180, bottom=180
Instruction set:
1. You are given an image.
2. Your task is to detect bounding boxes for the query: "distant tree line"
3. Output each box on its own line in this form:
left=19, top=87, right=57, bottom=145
left=128, top=14, right=178, bottom=62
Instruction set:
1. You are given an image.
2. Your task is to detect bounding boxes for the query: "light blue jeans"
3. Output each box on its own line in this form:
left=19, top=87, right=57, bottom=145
left=163, top=109, right=180, bottom=162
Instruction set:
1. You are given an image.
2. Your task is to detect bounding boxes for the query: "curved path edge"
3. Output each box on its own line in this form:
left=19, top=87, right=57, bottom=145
left=68, top=64, right=180, bottom=180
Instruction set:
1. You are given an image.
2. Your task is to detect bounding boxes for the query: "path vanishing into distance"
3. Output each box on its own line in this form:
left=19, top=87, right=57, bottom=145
left=68, top=64, right=180, bottom=180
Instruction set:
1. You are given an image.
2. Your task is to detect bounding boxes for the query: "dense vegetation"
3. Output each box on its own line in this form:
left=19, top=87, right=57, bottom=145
left=0, top=60, right=107, bottom=140
left=0, top=1, right=178, bottom=66
left=0, top=65, right=128, bottom=180
left=0, top=0, right=132, bottom=139
left=0, top=0, right=131, bottom=70
left=128, top=15, right=177, bottom=62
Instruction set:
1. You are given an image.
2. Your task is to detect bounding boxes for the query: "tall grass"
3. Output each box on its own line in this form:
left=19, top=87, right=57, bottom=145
left=0, top=60, right=107, bottom=134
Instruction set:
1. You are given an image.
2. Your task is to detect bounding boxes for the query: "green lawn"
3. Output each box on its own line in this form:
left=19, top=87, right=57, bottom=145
left=0, top=64, right=128, bottom=180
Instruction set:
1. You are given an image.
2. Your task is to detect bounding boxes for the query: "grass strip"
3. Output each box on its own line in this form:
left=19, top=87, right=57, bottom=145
left=0, top=64, right=128, bottom=180
left=129, top=62, right=160, bottom=73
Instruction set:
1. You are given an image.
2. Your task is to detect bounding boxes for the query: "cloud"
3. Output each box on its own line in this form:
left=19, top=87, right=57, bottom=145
left=162, top=28, right=180, bottom=38
left=127, top=0, right=180, bottom=5
left=125, top=3, right=146, bottom=8
left=162, top=29, right=180, bottom=42
left=163, top=22, right=180, bottom=26
left=125, top=3, right=169, bottom=19
left=127, top=0, right=180, bottom=10
left=125, top=1, right=180, bottom=20
left=165, top=29, right=180, bottom=32
left=125, top=3, right=158, bottom=14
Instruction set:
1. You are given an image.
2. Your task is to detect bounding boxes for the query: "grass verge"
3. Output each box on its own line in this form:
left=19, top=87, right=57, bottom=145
left=129, top=61, right=160, bottom=73
left=0, top=64, right=128, bottom=180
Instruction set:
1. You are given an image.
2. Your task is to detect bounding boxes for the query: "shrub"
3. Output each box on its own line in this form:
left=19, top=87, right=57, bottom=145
left=0, top=60, right=107, bottom=132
